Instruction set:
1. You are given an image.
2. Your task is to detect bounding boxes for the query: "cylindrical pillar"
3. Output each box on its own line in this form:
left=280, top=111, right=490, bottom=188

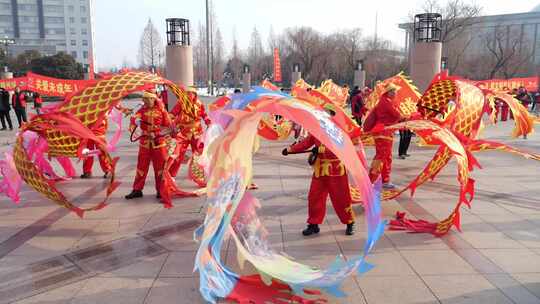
left=410, top=13, right=443, bottom=93
left=291, top=63, right=301, bottom=87
left=291, top=72, right=301, bottom=87
left=242, top=64, right=251, bottom=93
left=353, top=70, right=365, bottom=88
left=410, top=42, right=442, bottom=93
left=165, top=18, right=193, bottom=110
left=353, top=60, right=365, bottom=88
left=242, top=72, right=251, bottom=93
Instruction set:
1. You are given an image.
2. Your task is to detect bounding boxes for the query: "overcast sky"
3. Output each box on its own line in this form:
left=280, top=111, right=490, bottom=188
left=93, top=0, right=537, bottom=70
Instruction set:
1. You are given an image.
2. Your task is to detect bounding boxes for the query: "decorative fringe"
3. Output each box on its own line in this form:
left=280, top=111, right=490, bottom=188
left=226, top=275, right=327, bottom=304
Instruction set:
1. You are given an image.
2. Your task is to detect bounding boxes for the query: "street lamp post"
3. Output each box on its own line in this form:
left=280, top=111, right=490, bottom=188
left=205, top=0, right=213, bottom=96
left=0, top=36, right=15, bottom=71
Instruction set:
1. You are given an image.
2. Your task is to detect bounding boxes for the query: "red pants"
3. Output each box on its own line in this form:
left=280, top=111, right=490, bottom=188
left=169, top=137, right=198, bottom=177
left=82, top=141, right=111, bottom=174
left=133, top=145, right=167, bottom=194
left=369, top=135, right=393, bottom=183
left=500, top=106, right=509, bottom=121
left=307, top=174, right=354, bottom=225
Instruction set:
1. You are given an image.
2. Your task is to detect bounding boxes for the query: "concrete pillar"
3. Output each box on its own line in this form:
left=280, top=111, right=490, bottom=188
left=410, top=42, right=442, bottom=93
left=242, top=72, right=251, bottom=93
left=165, top=45, right=194, bottom=109
left=291, top=71, right=301, bottom=87
left=353, top=70, right=366, bottom=88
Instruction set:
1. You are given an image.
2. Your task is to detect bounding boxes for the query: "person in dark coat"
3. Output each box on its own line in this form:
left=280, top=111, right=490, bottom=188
left=0, top=88, right=13, bottom=130
left=11, top=87, right=27, bottom=127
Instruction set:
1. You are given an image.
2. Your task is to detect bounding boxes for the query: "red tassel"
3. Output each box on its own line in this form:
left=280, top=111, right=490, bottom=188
left=226, top=275, right=327, bottom=304
left=72, top=207, right=85, bottom=218
left=389, top=211, right=438, bottom=234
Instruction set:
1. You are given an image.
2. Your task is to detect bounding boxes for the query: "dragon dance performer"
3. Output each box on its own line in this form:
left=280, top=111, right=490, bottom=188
left=125, top=91, right=174, bottom=200
left=282, top=105, right=355, bottom=236
left=366, top=83, right=403, bottom=189
left=169, top=87, right=211, bottom=178
left=81, top=105, right=132, bottom=179
left=80, top=118, right=111, bottom=179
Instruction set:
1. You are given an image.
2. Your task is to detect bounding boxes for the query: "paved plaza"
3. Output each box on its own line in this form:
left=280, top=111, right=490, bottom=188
left=0, top=106, right=539, bottom=303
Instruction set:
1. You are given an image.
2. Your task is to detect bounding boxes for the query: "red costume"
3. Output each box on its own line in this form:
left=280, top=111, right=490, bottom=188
left=130, top=101, right=172, bottom=195
left=168, top=94, right=210, bottom=178
left=368, top=92, right=402, bottom=184
left=82, top=119, right=111, bottom=176
left=287, top=135, right=355, bottom=225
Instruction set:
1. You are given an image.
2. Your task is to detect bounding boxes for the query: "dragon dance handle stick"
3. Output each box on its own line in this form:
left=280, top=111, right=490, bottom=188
left=282, top=147, right=319, bottom=165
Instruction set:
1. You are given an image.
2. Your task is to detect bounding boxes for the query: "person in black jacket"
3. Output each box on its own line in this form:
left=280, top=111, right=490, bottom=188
left=11, top=87, right=27, bottom=127
left=0, top=88, right=13, bottom=130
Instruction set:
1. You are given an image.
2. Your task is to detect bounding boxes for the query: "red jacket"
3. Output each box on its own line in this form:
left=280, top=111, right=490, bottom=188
left=12, top=93, right=26, bottom=109
left=351, top=94, right=364, bottom=117
left=131, top=104, right=172, bottom=148
left=288, top=135, right=345, bottom=177
left=372, top=94, right=401, bottom=126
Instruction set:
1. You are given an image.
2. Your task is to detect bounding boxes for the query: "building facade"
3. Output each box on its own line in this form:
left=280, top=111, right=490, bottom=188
left=0, top=0, right=95, bottom=71
left=400, top=6, right=540, bottom=79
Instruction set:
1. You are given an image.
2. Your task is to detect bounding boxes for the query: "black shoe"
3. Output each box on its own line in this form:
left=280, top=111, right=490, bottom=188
left=103, top=172, right=110, bottom=179
left=80, top=173, right=92, bottom=179
left=346, top=223, right=355, bottom=235
left=302, top=224, right=320, bottom=236
left=9, top=127, right=13, bottom=131
left=0, top=128, right=6, bottom=131
left=125, top=190, right=143, bottom=199
left=398, top=155, right=406, bottom=159
left=156, top=193, right=161, bottom=199
left=404, top=154, right=411, bottom=157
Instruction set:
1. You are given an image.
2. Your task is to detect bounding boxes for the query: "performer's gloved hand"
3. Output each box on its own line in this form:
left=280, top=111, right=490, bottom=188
left=282, top=148, right=289, bottom=156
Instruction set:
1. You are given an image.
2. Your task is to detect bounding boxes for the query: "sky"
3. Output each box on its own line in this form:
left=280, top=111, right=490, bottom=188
left=93, top=0, right=538, bottom=70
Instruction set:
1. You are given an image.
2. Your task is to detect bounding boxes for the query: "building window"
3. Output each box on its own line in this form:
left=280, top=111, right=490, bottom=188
left=71, top=51, right=77, bottom=58
left=18, top=4, right=38, bottom=11
left=69, top=17, right=75, bottom=23
left=70, top=40, right=76, bottom=46
left=45, top=5, right=63, bottom=13
left=83, top=51, right=88, bottom=59
left=80, top=6, right=86, bottom=12
left=82, top=40, right=88, bottom=46
left=70, top=28, right=76, bottom=35
left=0, top=15, right=13, bottom=23
left=81, top=28, right=87, bottom=35
left=81, top=17, right=87, bottom=23
left=44, top=17, right=64, bottom=24
left=68, top=5, right=74, bottom=12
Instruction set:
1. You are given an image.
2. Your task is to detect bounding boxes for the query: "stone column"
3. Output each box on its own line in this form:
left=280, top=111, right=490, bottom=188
left=410, top=41, right=442, bottom=93
left=165, top=44, right=194, bottom=109
left=242, top=72, right=251, bottom=93
left=291, top=72, right=301, bottom=87
left=353, top=70, right=365, bottom=88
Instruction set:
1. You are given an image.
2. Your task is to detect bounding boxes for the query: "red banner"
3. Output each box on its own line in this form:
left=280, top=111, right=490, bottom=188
left=0, top=72, right=93, bottom=97
left=475, top=77, right=538, bottom=92
left=273, top=48, right=282, bottom=83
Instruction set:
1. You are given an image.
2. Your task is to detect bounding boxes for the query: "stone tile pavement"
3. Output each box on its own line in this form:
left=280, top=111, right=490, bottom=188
left=0, top=110, right=539, bottom=303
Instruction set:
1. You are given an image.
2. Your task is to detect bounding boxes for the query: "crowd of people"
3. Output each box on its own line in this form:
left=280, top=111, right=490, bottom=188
left=0, top=86, right=43, bottom=130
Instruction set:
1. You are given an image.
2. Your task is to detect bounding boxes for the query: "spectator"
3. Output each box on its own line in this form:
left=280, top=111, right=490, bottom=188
left=350, top=86, right=364, bottom=126
left=11, top=87, right=27, bottom=127
left=33, top=92, right=43, bottom=115
left=398, top=129, right=413, bottom=159
left=0, top=88, right=13, bottom=130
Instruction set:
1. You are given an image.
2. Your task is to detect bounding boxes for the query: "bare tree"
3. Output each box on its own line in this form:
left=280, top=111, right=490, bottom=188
left=484, top=25, right=535, bottom=79
left=138, top=18, right=163, bottom=70
left=213, top=28, right=225, bottom=88
left=247, top=27, right=265, bottom=82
